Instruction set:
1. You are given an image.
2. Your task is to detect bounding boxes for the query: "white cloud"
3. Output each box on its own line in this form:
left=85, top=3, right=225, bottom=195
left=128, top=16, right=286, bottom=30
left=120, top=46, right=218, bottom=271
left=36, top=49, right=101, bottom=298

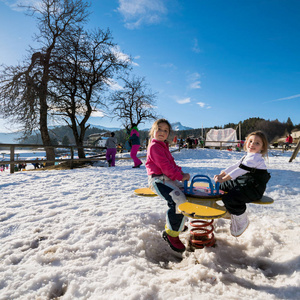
left=197, top=102, right=205, bottom=108
left=2, top=0, right=42, bottom=11
left=160, top=63, right=177, bottom=70
left=192, top=38, right=202, bottom=53
left=111, top=46, right=131, bottom=62
left=132, top=55, right=140, bottom=67
left=104, top=78, right=123, bottom=91
left=197, top=102, right=210, bottom=109
left=91, top=110, right=106, bottom=118
left=189, top=81, right=201, bottom=89
left=187, top=72, right=201, bottom=89
left=177, top=97, right=191, bottom=104
left=117, top=0, right=167, bottom=29
left=111, top=45, right=137, bottom=66
left=142, top=103, right=157, bottom=109
left=266, top=94, right=300, bottom=103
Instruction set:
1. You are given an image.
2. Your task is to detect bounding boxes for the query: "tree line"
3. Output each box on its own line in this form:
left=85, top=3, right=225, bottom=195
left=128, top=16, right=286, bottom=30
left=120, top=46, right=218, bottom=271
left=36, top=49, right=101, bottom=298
left=19, top=116, right=299, bottom=149
left=174, top=117, right=299, bottom=143
left=19, top=125, right=148, bottom=148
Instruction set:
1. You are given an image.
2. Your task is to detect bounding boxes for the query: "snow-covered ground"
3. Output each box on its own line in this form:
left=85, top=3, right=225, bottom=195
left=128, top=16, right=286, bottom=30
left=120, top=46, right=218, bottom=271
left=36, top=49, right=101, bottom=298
left=0, top=148, right=299, bottom=300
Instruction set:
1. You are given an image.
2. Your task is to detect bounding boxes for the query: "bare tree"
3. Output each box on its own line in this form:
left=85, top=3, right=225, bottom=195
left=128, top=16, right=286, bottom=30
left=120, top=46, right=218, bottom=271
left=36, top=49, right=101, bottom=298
left=49, top=28, right=131, bottom=158
left=0, top=0, right=90, bottom=163
left=109, top=76, right=158, bottom=128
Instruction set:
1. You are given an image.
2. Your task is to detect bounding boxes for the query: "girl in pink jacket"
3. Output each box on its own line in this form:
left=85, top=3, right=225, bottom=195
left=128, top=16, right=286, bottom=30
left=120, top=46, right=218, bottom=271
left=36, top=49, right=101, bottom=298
left=145, top=119, right=190, bottom=253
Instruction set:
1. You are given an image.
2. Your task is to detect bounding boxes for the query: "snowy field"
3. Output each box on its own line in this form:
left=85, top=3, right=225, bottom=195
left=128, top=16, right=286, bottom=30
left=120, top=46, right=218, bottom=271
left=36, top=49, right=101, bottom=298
left=0, top=148, right=299, bottom=300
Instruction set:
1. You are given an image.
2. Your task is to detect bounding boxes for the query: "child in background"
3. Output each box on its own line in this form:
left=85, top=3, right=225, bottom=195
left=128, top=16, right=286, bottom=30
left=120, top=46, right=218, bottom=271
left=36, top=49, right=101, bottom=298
left=145, top=119, right=190, bottom=253
left=285, top=134, right=293, bottom=150
left=127, top=123, right=143, bottom=168
left=214, top=131, right=271, bottom=237
left=105, top=132, right=117, bottom=167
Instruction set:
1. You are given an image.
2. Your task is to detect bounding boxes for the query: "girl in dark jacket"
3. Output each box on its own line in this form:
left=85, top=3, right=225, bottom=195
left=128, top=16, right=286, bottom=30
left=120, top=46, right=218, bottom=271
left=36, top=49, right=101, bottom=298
left=214, top=131, right=271, bottom=237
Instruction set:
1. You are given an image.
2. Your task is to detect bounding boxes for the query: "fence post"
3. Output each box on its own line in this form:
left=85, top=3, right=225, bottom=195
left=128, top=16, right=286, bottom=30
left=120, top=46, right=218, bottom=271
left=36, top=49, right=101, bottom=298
left=10, top=146, right=15, bottom=174
left=70, top=147, right=74, bottom=169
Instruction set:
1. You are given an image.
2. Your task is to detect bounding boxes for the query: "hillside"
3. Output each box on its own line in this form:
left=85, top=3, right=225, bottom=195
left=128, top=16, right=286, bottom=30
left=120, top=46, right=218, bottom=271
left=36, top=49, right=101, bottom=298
left=0, top=132, right=23, bottom=144
left=1, top=118, right=299, bottom=145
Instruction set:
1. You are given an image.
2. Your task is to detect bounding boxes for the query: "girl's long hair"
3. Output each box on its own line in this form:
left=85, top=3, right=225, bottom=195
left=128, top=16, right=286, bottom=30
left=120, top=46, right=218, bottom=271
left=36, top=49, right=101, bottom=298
left=149, top=119, right=172, bottom=143
left=244, top=130, right=269, bottom=157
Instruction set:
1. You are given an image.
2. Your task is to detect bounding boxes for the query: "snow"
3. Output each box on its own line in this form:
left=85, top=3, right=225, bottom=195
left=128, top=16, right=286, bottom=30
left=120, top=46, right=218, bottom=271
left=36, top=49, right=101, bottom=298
left=0, top=148, right=299, bottom=300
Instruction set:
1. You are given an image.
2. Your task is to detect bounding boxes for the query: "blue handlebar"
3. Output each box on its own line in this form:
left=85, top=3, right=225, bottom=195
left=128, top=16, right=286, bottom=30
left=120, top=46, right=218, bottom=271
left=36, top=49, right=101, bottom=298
left=184, top=175, right=220, bottom=196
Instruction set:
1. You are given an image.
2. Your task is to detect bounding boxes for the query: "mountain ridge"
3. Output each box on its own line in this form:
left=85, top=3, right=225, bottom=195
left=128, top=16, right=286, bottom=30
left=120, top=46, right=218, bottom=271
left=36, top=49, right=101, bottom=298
left=0, top=122, right=193, bottom=144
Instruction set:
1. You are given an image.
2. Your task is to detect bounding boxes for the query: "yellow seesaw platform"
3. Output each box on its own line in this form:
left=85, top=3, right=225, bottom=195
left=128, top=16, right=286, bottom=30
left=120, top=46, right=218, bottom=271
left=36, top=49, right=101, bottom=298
left=134, top=185, right=273, bottom=220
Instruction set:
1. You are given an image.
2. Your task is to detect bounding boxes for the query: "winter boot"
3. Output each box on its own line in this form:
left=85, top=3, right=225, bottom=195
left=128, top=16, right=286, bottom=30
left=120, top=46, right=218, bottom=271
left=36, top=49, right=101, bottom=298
left=230, top=212, right=249, bottom=237
left=162, top=231, right=186, bottom=253
left=132, top=162, right=143, bottom=168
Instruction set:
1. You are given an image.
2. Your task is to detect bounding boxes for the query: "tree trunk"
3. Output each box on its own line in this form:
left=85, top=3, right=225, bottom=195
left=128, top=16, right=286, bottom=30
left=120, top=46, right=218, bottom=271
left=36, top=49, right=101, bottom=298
left=68, top=117, right=86, bottom=159
left=40, top=94, right=55, bottom=165
left=77, top=143, right=85, bottom=159
left=39, top=50, right=55, bottom=165
left=77, top=123, right=86, bottom=159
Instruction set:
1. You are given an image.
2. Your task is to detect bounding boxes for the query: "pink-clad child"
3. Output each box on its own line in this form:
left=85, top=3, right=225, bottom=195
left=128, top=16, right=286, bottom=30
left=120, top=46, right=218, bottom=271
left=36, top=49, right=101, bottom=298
left=145, top=119, right=190, bottom=253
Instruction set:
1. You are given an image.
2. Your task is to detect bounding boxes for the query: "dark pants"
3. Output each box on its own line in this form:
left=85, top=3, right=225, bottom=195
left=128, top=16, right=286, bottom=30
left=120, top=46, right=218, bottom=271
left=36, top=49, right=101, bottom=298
left=220, top=172, right=270, bottom=215
left=220, top=180, right=253, bottom=215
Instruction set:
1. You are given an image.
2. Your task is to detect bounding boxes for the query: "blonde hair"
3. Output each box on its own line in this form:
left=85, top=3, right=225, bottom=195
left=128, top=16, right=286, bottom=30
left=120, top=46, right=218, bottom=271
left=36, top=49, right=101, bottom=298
left=149, top=119, right=172, bottom=142
left=244, top=130, right=269, bottom=156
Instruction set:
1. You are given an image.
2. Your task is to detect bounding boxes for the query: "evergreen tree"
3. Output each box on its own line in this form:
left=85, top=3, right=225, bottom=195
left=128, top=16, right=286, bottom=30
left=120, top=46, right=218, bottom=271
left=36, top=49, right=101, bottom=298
left=286, top=117, right=294, bottom=133
left=62, top=136, right=71, bottom=146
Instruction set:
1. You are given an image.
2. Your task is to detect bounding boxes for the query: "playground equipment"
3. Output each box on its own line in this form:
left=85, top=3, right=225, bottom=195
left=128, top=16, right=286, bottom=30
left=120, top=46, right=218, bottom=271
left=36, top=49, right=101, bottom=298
left=134, top=174, right=273, bottom=250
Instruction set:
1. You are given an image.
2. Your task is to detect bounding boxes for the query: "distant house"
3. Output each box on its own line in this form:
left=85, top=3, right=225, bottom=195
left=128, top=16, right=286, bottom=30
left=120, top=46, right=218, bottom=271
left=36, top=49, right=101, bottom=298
left=85, top=132, right=110, bottom=147
left=291, top=130, right=300, bottom=143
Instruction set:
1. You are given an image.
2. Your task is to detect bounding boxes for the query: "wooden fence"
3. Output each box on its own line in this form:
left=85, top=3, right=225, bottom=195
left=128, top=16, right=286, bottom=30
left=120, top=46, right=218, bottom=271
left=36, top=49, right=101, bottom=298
left=0, top=143, right=110, bottom=174
left=6, top=140, right=280, bottom=174
left=0, top=143, right=182, bottom=174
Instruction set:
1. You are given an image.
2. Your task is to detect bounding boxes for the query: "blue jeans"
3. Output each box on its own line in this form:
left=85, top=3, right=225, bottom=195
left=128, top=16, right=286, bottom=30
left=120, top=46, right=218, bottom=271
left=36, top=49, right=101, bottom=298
left=148, top=175, right=187, bottom=232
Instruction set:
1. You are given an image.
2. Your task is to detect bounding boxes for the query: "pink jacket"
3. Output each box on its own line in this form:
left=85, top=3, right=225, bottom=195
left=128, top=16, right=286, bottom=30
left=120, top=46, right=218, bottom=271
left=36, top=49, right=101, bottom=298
left=145, top=139, right=183, bottom=181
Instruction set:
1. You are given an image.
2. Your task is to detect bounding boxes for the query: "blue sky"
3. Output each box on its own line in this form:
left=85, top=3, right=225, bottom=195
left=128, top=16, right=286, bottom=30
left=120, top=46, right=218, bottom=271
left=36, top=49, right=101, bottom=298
left=0, top=0, right=299, bottom=132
